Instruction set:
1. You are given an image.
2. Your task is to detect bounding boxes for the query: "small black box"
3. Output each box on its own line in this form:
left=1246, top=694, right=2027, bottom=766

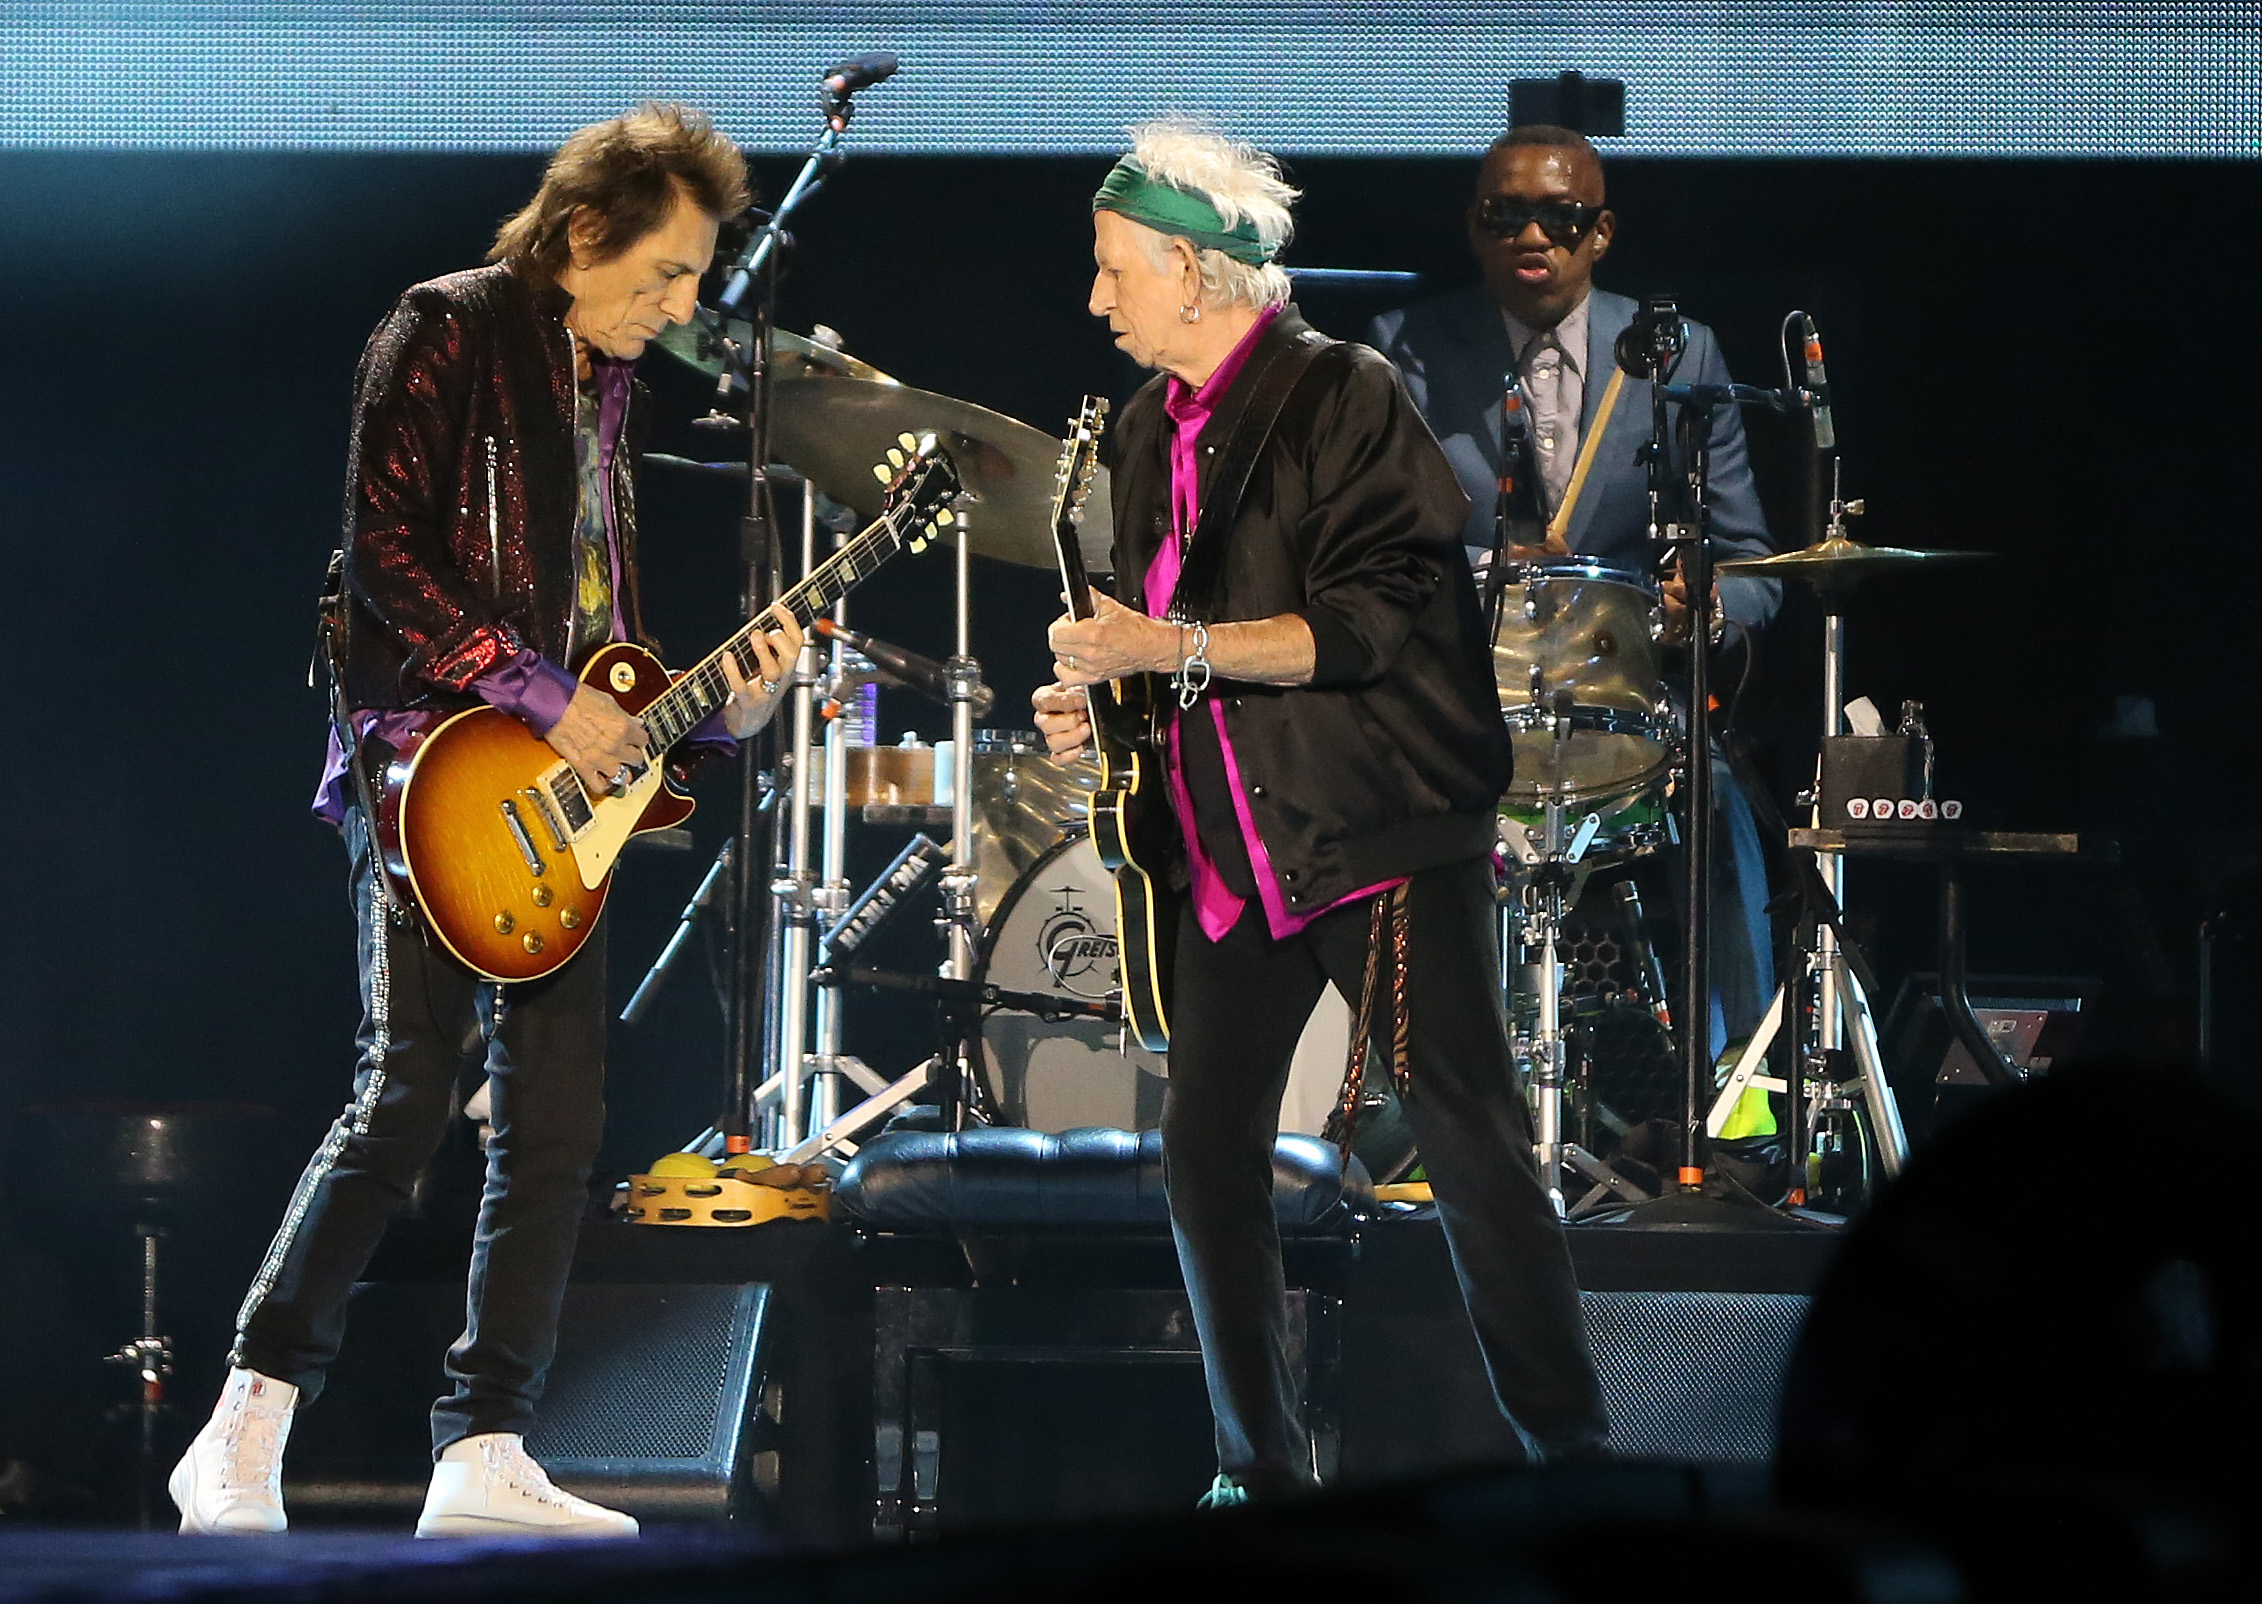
left=1819, top=735, right=1927, bottom=826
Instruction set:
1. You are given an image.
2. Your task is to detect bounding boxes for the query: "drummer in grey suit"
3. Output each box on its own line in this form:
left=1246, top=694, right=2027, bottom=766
left=1369, top=123, right=1778, bottom=1056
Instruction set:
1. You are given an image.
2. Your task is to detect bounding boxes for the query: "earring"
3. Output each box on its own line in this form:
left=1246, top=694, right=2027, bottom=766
left=1178, top=303, right=1203, bottom=325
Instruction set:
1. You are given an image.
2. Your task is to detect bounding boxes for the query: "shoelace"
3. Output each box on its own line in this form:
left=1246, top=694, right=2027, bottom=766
left=480, top=1439, right=578, bottom=1510
left=214, top=1393, right=288, bottom=1493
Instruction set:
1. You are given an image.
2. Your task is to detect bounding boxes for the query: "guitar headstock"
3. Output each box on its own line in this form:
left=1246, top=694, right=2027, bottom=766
left=1049, top=396, right=1109, bottom=538
left=868, top=431, right=963, bottom=554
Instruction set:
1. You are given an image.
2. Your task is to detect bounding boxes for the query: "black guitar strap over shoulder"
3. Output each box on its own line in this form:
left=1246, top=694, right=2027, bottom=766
left=1167, top=328, right=1334, bottom=624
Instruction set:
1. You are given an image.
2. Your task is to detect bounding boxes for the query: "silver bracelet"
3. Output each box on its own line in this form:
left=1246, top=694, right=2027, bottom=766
left=1175, top=621, right=1213, bottom=711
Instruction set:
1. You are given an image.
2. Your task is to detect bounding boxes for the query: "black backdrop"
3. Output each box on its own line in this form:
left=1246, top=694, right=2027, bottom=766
left=4, top=149, right=2258, bottom=1453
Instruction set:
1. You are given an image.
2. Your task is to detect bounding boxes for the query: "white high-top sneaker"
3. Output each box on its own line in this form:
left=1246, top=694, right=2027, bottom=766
left=415, top=1433, right=639, bottom=1538
left=168, top=1368, right=297, bottom=1534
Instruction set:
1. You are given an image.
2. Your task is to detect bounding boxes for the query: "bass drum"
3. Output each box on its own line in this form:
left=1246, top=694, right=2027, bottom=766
left=976, top=835, right=1418, bottom=1181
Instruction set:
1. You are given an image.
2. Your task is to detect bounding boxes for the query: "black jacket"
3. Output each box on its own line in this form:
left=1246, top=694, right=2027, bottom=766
left=339, top=262, right=652, bottom=711
left=1106, top=308, right=1510, bottom=917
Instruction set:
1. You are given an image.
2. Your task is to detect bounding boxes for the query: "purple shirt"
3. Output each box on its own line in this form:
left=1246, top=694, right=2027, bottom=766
left=1144, top=306, right=1403, bottom=942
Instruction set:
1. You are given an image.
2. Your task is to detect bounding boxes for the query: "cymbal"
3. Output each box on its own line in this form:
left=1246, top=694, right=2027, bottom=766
left=1717, top=535, right=1991, bottom=587
left=768, top=375, right=1115, bottom=572
left=652, top=313, right=896, bottom=385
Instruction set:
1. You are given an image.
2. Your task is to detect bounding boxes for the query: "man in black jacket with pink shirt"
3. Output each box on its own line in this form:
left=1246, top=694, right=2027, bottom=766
left=1036, top=123, right=1606, bottom=1506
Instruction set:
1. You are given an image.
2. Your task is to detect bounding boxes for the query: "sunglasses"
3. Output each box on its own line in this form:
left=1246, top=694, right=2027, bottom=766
left=1474, top=196, right=1606, bottom=244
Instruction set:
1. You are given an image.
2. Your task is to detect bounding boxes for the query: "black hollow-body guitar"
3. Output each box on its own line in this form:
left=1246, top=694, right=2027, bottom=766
left=1047, top=397, right=1174, bottom=1052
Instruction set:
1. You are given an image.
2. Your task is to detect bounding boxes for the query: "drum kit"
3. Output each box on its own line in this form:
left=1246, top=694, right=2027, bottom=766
left=634, top=84, right=1986, bottom=1209
left=634, top=303, right=1991, bottom=1216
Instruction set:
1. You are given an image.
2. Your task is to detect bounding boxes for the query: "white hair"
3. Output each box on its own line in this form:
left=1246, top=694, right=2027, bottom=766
left=1126, top=120, right=1297, bottom=311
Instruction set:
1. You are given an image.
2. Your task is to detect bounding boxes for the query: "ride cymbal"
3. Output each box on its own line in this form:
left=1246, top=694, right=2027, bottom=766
left=768, top=375, right=1114, bottom=571
left=1718, top=535, right=1991, bottom=588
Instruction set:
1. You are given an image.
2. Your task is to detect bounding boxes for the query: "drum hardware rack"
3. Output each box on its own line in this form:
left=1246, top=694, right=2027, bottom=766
left=1501, top=689, right=1656, bottom=1219
left=767, top=494, right=999, bottom=1165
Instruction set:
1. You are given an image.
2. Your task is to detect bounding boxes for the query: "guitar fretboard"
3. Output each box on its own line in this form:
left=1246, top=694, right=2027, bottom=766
left=638, top=497, right=926, bottom=753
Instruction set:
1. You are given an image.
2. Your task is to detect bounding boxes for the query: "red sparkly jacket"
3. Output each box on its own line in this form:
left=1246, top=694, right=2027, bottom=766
left=338, top=261, right=650, bottom=711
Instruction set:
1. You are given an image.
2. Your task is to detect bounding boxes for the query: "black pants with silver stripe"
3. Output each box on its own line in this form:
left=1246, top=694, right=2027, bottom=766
left=233, top=809, right=608, bottom=1455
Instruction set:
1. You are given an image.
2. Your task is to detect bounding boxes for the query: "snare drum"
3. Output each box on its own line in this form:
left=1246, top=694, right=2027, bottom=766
left=1490, top=557, right=1671, bottom=811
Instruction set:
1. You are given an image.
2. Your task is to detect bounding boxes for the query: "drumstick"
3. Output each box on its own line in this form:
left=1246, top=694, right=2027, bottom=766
left=1544, top=364, right=1625, bottom=548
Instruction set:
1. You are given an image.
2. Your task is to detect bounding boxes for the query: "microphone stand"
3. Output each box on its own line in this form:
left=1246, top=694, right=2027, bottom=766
left=1604, top=301, right=1808, bottom=1222
left=712, top=89, right=864, bottom=1156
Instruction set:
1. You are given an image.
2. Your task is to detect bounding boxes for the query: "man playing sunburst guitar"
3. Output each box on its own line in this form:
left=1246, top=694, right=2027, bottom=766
left=1034, top=123, right=1607, bottom=1504
left=172, top=104, right=803, bottom=1538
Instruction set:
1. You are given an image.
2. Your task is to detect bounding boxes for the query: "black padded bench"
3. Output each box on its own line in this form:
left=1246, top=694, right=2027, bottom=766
left=836, top=1126, right=1370, bottom=1535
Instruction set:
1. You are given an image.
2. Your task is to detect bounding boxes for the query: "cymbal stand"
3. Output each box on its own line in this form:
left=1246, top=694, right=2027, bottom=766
left=777, top=496, right=986, bottom=1163
left=104, top=1220, right=174, bottom=1529
left=938, top=500, right=987, bottom=1128
left=766, top=481, right=823, bottom=1150
left=1703, top=468, right=1909, bottom=1191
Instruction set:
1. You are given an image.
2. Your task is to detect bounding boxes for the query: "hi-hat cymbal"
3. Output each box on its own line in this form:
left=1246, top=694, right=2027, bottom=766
left=652, top=313, right=896, bottom=385
left=1717, top=535, right=1991, bottom=588
left=768, top=375, right=1114, bottom=571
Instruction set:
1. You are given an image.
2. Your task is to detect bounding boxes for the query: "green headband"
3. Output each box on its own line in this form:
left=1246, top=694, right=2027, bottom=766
left=1092, top=157, right=1276, bottom=266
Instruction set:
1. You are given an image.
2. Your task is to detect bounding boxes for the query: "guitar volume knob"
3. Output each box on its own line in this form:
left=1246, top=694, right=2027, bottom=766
left=493, top=911, right=515, bottom=934
left=559, top=907, right=582, bottom=930
left=522, top=932, right=545, bottom=954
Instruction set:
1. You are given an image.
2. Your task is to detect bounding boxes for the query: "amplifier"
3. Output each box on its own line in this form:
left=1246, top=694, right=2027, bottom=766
left=1882, top=974, right=2095, bottom=1086
left=282, top=1281, right=774, bottom=1526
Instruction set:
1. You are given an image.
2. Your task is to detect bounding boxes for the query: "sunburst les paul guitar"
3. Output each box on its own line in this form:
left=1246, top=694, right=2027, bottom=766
left=379, top=434, right=962, bottom=983
left=1048, top=396, right=1175, bottom=1052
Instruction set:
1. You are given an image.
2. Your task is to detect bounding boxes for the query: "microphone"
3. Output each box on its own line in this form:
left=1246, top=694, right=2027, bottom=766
left=815, top=619, right=993, bottom=717
left=1614, top=294, right=1686, bottom=380
left=823, top=52, right=900, bottom=99
left=1799, top=313, right=1837, bottom=452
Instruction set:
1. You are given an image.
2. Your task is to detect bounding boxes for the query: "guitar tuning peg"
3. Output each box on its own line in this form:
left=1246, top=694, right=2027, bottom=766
left=887, top=448, right=906, bottom=467
left=872, top=462, right=894, bottom=483
left=909, top=534, right=928, bottom=552
left=897, top=432, right=917, bottom=451
left=934, top=508, right=956, bottom=527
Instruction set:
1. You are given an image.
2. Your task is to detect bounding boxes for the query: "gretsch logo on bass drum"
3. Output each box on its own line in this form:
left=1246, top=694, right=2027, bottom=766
left=1036, top=883, right=1119, bottom=998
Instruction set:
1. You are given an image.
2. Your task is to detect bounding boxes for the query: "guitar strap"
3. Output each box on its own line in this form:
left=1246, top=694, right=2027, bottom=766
left=1166, top=327, right=1334, bottom=625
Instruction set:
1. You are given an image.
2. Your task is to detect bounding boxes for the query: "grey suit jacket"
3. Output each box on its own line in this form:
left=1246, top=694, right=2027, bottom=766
left=1369, top=286, right=1780, bottom=631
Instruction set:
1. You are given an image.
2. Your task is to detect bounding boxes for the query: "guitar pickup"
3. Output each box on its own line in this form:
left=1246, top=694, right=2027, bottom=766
left=498, top=799, right=547, bottom=876
left=538, top=765, right=595, bottom=836
left=521, top=786, right=573, bottom=851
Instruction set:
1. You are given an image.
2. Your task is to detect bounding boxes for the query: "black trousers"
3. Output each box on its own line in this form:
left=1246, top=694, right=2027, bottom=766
left=233, top=810, right=608, bottom=1453
left=1162, top=856, right=1607, bottom=1485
